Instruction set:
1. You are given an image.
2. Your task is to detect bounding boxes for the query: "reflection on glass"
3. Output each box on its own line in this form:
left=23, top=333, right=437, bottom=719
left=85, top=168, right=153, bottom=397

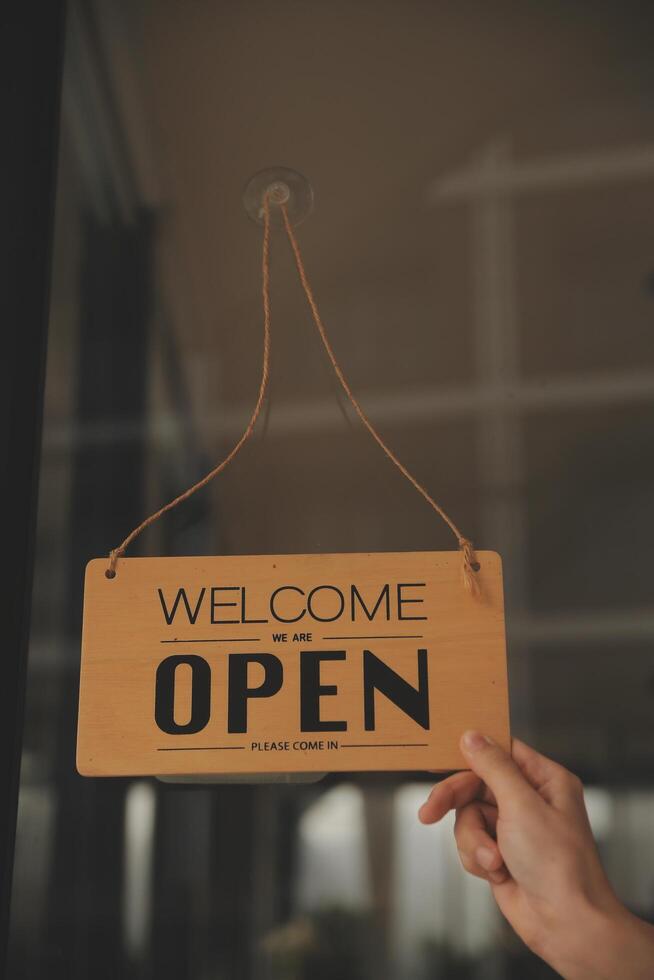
left=123, top=781, right=156, bottom=961
left=296, top=785, right=370, bottom=911
left=7, top=1, right=654, bottom=977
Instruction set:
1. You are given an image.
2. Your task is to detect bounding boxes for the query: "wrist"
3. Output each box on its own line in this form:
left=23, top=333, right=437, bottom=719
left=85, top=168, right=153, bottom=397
left=549, top=901, right=654, bottom=980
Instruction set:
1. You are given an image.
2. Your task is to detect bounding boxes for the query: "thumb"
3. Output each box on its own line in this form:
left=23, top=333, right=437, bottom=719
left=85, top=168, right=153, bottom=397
left=460, top=731, right=537, bottom=810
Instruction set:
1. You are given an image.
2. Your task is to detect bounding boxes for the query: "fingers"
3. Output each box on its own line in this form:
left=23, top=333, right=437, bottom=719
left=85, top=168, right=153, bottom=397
left=454, top=803, right=509, bottom=885
left=460, top=731, right=539, bottom=813
left=420, top=735, right=583, bottom=827
left=511, top=738, right=561, bottom=790
left=418, top=770, right=482, bottom=824
left=512, top=739, right=586, bottom=813
left=478, top=801, right=498, bottom=835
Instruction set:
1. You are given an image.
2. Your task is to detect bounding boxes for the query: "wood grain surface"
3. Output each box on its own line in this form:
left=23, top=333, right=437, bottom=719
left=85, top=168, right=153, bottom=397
left=77, top=551, right=510, bottom=777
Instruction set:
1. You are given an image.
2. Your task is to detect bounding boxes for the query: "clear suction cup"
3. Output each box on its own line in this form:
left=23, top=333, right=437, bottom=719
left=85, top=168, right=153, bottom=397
left=243, top=166, right=313, bottom=227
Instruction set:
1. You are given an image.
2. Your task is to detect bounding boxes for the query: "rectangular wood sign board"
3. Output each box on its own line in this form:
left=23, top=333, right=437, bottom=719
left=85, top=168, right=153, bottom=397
left=77, top=551, right=510, bottom=777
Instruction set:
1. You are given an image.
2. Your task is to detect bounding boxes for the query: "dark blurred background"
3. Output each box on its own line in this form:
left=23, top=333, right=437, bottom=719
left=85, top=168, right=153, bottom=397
left=7, top=1, right=654, bottom=978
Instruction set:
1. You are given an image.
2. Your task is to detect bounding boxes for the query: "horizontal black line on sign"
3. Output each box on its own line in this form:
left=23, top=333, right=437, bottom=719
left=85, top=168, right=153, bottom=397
left=160, top=638, right=261, bottom=644
left=321, top=635, right=424, bottom=640
left=341, top=743, right=429, bottom=748
left=157, top=746, right=246, bottom=751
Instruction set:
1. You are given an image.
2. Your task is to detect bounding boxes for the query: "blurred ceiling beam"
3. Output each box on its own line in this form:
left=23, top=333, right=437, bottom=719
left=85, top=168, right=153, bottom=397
left=511, top=609, right=654, bottom=644
left=432, top=143, right=654, bottom=202
left=41, top=367, right=654, bottom=451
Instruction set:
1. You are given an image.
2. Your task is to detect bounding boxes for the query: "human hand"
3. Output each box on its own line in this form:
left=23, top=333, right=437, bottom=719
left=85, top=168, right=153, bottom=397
left=418, top=733, right=654, bottom=980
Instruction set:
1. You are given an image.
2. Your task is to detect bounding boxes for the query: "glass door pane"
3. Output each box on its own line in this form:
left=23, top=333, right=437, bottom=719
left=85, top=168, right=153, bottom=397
left=8, top=3, right=654, bottom=978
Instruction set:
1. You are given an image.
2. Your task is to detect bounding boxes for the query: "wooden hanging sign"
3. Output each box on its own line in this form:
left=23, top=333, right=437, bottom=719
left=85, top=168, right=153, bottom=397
left=77, top=550, right=510, bottom=777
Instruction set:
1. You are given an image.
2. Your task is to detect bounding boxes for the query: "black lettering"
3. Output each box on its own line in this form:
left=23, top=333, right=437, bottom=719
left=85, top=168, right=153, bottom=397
left=211, top=586, right=239, bottom=624
left=300, top=651, right=347, bottom=732
left=241, top=586, right=268, bottom=624
left=306, top=585, right=345, bottom=622
left=155, top=655, right=211, bottom=734
left=397, top=583, right=427, bottom=621
left=158, top=587, right=206, bottom=626
left=363, top=648, right=429, bottom=730
left=228, top=654, right=283, bottom=733
left=270, top=586, right=306, bottom=623
left=351, top=583, right=390, bottom=622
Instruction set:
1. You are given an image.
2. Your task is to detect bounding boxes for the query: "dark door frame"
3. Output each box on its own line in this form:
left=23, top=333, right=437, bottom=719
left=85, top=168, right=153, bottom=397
left=0, top=1, right=66, bottom=973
